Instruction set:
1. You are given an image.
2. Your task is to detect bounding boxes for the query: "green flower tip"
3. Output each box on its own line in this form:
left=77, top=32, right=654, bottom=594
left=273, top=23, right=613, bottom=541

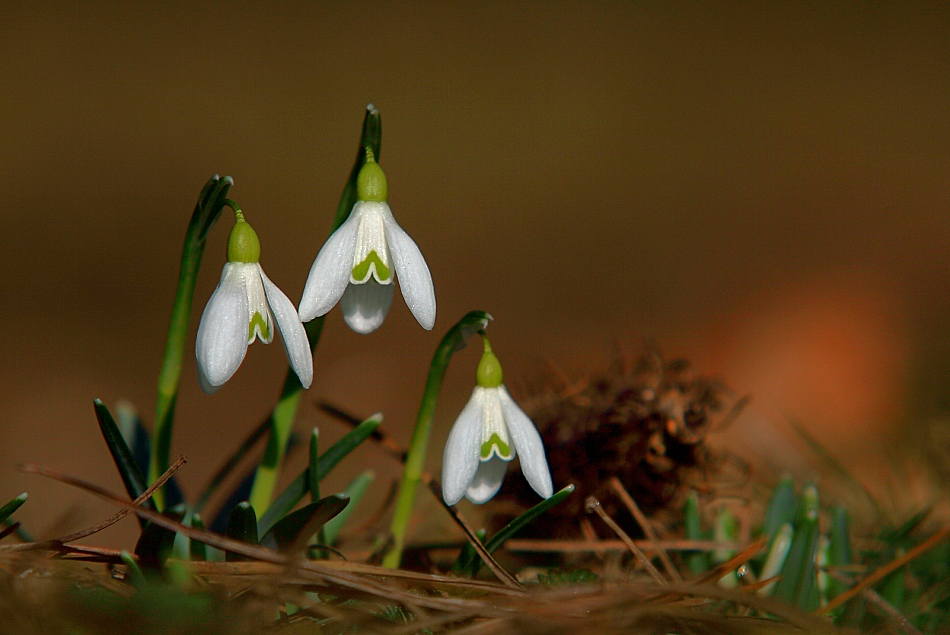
left=357, top=148, right=388, bottom=202
left=227, top=219, right=261, bottom=263
left=476, top=334, right=504, bottom=388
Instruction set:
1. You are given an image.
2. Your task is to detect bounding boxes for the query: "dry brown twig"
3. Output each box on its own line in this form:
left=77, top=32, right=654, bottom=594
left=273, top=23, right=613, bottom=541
left=585, top=495, right=667, bottom=586
left=607, top=476, right=682, bottom=584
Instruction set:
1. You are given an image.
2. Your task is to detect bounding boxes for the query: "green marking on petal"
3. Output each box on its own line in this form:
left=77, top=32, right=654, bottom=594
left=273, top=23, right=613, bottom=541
left=352, top=250, right=391, bottom=282
left=480, top=433, right=511, bottom=460
left=248, top=311, right=270, bottom=342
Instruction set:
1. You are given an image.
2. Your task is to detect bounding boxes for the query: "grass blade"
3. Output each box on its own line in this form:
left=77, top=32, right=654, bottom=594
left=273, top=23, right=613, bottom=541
left=758, top=523, right=794, bottom=596
left=0, top=493, right=27, bottom=525
left=763, top=476, right=797, bottom=540
left=322, top=470, right=375, bottom=546
left=713, top=507, right=740, bottom=588
left=461, top=484, right=575, bottom=577
left=189, top=513, right=207, bottom=562
left=259, top=495, right=349, bottom=552
left=225, top=502, right=258, bottom=562
left=134, top=504, right=186, bottom=569
left=684, top=490, right=709, bottom=575
left=451, top=528, right=487, bottom=575
left=257, top=414, right=381, bottom=536
left=93, top=399, right=153, bottom=528
left=774, top=484, right=820, bottom=610
left=828, top=505, right=852, bottom=603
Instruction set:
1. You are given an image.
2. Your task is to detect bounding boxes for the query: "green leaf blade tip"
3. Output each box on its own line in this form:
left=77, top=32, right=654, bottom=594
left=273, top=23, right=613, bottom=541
left=94, top=399, right=154, bottom=528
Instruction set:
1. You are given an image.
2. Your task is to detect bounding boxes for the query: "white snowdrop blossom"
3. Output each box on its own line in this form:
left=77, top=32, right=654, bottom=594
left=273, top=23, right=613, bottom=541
left=441, top=335, right=553, bottom=505
left=195, top=215, right=313, bottom=394
left=298, top=151, right=435, bottom=334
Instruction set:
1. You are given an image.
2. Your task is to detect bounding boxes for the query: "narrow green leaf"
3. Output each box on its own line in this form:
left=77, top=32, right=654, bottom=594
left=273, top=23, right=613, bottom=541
left=462, top=484, right=575, bottom=577
left=258, top=414, right=381, bottom=536
left=225, top=502, right=258, bottom=562
left=452, top=529, right=486, bottom=575
left=94, top=399, right=153, bottom=528
left=308, top=428, right=325, bottom=549
left=322, top=470, right=375, bottom=546
left=0, top=493, right=27, bottom=525
left=150, top=174, right=233, bottom=510
left=484, top=483, right=574, bottom=554
left=308, top=428, right=320, bottom=502
left=879, top=547, right=906, bottom=608
left=758, top=523, right=794, bottom=596
left=684, top=490, right=709, bottom=575
left=816, top=535, right=830, bottom=607
left=713, top=507, right=740, bottom=588
left=120, top=550, right=147, bottom=587
left=196, top=174, right=234, bottom=241
left=134, top=505, right=186, bottom=569
left=879, top=508, right=931, bottom=545
left=189, top=513, right=207, bottom=562
left=763, top=476, right=797, bottom=540
left=774, top=484, right=820, bottom=610
left=383, top=310, right=494, bottom=568
left=828, top=505, right=852, bottom=602
left=260, top=495, right=349, bottom=552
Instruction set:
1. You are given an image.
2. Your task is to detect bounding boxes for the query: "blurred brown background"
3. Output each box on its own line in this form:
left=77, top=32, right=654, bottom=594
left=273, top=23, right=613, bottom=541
left=1, top=3, right=948, bottom=543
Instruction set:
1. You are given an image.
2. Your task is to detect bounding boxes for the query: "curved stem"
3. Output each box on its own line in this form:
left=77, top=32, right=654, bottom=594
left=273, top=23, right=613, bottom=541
left=246, top=105, right=381, bottom=516
left=149, top=175, right=232, bottom=509
left=382, top=310, right=493, bottom=569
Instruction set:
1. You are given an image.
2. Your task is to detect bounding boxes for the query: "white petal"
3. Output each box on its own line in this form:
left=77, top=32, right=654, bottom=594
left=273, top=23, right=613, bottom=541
left=245, top=266, right=273, bottom=344
left=441, top=388, right=486, bottom=506
left=480, top=388, right=514, bottom=460
left=196, top=363, right=220, bottom=395
left=339, top=280, right=394, bottom=334
left=497, top=386, right=553, bottom=499
left=298, top=207, right=362, bottom=322
left=465, top=457, right=509, bottom=504
left=382, top=205, right=436, bottom=330
left=195, top=263, right=250, bottom=393
left=350, top=202, right=392, bottom=283
left=261, top=267, right=314, bottom=389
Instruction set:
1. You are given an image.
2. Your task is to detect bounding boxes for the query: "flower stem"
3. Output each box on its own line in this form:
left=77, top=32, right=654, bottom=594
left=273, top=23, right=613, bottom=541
left=149, top=175, right=232, bottom=510
left=382, top=310, right=493, bottom=569
left=246, top=105, right=382, bottom=517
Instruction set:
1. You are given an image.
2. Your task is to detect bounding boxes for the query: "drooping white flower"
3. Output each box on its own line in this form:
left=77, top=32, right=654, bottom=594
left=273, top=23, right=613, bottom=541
left=441, top=335, right=553, bottom=505
left=196, top=214, right=313, bottom=394
left=298, top=151, right=435, bottom=333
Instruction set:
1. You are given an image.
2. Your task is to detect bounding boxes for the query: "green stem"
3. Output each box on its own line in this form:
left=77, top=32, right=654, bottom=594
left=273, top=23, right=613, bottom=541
left=247, top=105, right=381, bottom=516
left=382, top=310, right=493, bottom=569
left=149, top=175, right=232, bottom=509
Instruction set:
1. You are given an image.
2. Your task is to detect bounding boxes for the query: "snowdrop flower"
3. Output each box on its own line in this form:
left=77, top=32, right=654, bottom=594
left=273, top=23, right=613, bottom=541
left=298, top=150, right=435, bottom=333
left=442, top=334, right=553, bottom=505
left=195, top=208, right=313, bottom=393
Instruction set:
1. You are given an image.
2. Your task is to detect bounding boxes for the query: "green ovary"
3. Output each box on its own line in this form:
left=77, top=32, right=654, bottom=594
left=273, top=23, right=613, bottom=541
left=480, top=433, right=511, bottom=460
left=248, top=312, right=270, bottom=341
left=352, top=250, right=391, bottom=281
